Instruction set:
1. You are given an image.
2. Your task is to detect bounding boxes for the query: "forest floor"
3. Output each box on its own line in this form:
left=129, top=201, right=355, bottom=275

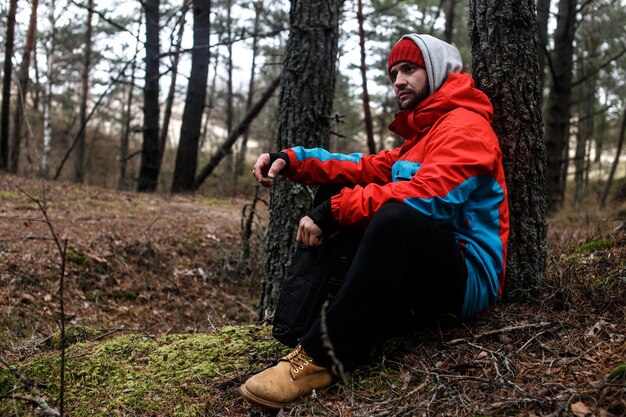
left=0, top=173, right=624, bottom=416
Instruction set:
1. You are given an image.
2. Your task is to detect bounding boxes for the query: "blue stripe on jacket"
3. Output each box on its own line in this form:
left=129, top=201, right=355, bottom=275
left=397, top=166, right=505, bottom=317
left=292, top=146, right=363, bottom=163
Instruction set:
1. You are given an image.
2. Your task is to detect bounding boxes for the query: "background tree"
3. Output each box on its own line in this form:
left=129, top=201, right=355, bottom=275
left=10, top=0, right=39, bottom=173
left=73, top=0, right=94, bottom=183
left=259, top=0, right=345, bottom=318
left=357, top=0, right=376, bottom=154
left=544, top=0, right=578, bottom=212
left=171, top=0, right=211, bottom=192
left=137, top=0, right=161, bottom=192
left=469, top=0, right=548, bottom=296
left=0, top=0, right=18, bottom=170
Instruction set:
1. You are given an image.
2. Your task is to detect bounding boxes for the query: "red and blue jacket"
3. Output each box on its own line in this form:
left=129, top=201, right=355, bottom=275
left=281, top=72, right=509, bottom=317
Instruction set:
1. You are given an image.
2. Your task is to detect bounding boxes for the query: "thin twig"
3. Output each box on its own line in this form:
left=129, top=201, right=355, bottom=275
left=447, top=322, right=553, bottom=346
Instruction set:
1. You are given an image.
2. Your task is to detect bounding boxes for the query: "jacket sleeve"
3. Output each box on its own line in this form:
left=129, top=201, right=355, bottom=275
left=282, top=146, right=400, bottom=186
left=330, top=119, right=501, bottom=228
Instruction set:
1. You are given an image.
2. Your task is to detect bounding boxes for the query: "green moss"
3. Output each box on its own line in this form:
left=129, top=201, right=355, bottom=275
left=608, top=362, right=626, bottom=382
left=576, top=239, right=612, bottom=253
left=66, top=251, right=87, bottom=266
left=0, top=191, right=23, bottom=202
left=123, top=290, right=139, bottom=301
left=84, top=292, right=97, bottom=302
left=43, top=325, right=100, bottom=350
left=0, top=324, right=287, bottom=416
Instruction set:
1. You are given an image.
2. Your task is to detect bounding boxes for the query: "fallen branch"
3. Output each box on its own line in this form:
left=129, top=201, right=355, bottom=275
left=447, top=322, right=553, bottom=346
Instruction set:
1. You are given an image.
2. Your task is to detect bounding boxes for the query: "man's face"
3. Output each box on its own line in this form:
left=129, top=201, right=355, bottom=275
left=389, top=62, right=429, bottom=110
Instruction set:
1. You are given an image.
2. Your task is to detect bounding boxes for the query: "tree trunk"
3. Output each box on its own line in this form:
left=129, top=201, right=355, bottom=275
left=171, top=0, right=211, bottom=193
left=159, top=2, right=188, bottom=169
left=73, top=0, right=93, bottom=183
left=10, top=0, right=39, bottom=173
left=235, top=1, right=263, bottom=178
left=357, top=0, right=376, bottom=154
left=118, top=15, right=142, bottom=191
left=599, top=108, right=626, bottom=209
left=259, top=0, right=345, bottom=320
left=443, top=0, right=456, bottom=44
left=536, top=0, right=550, bottom=93
left=137, top=0, right=161, bottom=192
left=574, top=14, right=599, bottom=206
left=0, top=0, right=18, bottom=170
left=544, top=0, right=578, bottom=212
left=469, top=0, right=548, bottom=298
left=199, top=51, right=220, bottom=151
left=224, top=0, right=235, bottom=174
left=195, top=75, right=281, bottom=188
left=41, top=0, right=56, bottom=179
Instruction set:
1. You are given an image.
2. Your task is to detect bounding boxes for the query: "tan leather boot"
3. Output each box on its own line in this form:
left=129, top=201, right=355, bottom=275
left=240, top=345, right=333, bottom=410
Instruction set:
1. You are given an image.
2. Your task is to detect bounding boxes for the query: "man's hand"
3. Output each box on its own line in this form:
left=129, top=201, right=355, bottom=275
left=296, top=216, right=323, bottom=247
left=252, top=153, right=286, bottom=188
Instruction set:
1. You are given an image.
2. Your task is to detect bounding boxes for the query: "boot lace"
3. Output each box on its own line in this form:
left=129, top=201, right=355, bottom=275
left=282, top=345, right=314, bottom=373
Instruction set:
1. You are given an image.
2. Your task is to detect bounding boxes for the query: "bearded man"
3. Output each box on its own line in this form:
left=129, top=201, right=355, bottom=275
left=242, top=34, right=510, bottom=410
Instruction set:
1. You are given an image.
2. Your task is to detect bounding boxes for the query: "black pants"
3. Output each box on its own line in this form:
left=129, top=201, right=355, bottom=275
left=299, top=200, right=467, bottom=371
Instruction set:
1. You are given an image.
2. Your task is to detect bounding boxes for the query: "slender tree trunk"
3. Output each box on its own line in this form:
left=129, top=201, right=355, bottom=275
left=10, top=0, right=39, bottom=173
left=195, top=75, right=281, bottom=188
left=443, top=0, right=456, bottom=44
left=599, top=108, right=625, bottom=209
left=118, top=15, right=142, bottom=191
left=574, top=14, right=599, bottom=206
left=171, top=0, right=211, bottom=193
left=42, top=0, right=56, bottom=179
left=536, top=0, right=551, bottom=93
left=469, top=0, right=548, bottom=297
left=259, top=0, right=345, bottom=319
left=199, top=51, right=220, bottom=151
left=73, top=0, right=93, bottom=183
left=159, top=2, right=188, bottom=169
left=544, top=0, right=578, bottom=212
left=224, top=0, right=235, bottom=174
left=0, top=0, right=18, bottom=170
left=357, top=0, right=376, bottom=154
left=235, top=1, right=263, bottom=178
left=137, top=0, right=161, bottom=192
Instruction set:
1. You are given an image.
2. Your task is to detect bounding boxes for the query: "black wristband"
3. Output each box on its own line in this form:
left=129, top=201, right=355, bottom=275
left=269, top=152, right=289, bottom=174
left=308, top=200, right=339, bottom=236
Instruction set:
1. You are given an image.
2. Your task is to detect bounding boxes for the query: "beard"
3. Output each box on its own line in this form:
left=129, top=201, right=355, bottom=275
left=397, top=86, right=429, bottom=110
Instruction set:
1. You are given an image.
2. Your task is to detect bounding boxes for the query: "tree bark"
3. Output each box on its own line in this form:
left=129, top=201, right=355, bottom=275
left=0, top=0, right=18, bottom=170
left=10, top=0, right=39, bottom=173
left=536, top=0, right=551, bottom=93
left=259, top=0, right=345, bottom=320
left=544, top=0, right=578, bottom=212
left=171, top=0, right=211, bottom=193
left=357, top=0, right=376, bottom=154
left=469, top=0, right=548, bottom=298
left=137, top=0, right=161, bottom=192
left=73, top=0, right=93, bottom=183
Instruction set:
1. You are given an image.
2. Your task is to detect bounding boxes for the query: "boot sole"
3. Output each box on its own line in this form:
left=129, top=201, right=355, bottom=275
left=239, top=384, right=288, bottom=410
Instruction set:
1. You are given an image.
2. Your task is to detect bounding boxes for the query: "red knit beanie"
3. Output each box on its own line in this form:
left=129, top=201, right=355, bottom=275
left=387, top=38, right=425, bottom=75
